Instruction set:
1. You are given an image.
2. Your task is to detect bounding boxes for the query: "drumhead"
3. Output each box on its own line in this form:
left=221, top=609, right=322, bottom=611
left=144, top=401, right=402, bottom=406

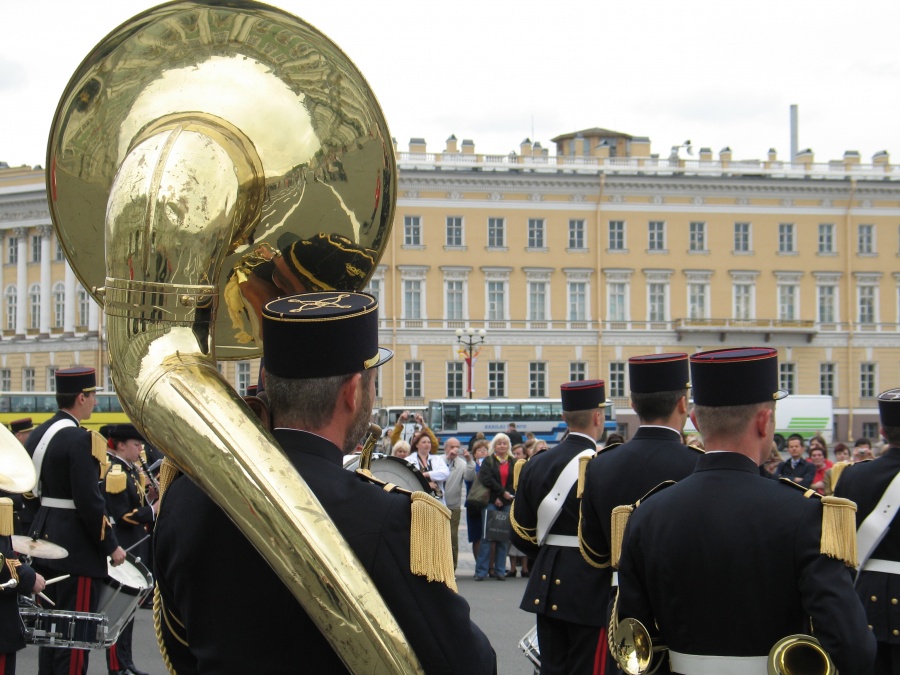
left=107, top=554, right=152, bottom=590
left=369, top=456, right=433, bottom=494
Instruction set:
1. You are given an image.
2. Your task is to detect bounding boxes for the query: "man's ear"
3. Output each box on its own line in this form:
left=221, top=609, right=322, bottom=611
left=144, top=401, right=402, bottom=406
left=341, top=373, right=363, bottom=414
left=756, top=406, right=773, bottom=438
left=677, top=395, right=688, bottom=415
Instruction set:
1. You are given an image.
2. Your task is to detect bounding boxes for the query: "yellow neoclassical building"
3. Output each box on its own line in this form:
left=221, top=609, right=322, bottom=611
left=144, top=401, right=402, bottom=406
left=2, top=126, right=899, bottom=441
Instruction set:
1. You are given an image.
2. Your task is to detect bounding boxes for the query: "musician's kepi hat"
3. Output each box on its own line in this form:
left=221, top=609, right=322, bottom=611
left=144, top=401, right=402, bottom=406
left=55, top=366, right=98, bottom=394
left=689, top=347, right=788, bottom=406
left=107, top=424, right=145, bottom=443
left=629, top=353, right=691, bottom=393
left=878, top=388, right=900, bottom=426
left=262, top=292, right=393, bottom=379
left=560, top=380, right=607, bottom=412
left=9, top=418, right=34, bottom=434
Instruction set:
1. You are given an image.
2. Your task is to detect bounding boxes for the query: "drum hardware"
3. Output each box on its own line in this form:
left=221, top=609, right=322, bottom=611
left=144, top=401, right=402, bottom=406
left=98, top=552, right=153, bottom=646
left=19, top=595, right=108, bottom=649
left=768, top=634, right=835, bottom=675
left=517, top=624, right=540, bottom=674
left=11, top=535, right=69, bottom=560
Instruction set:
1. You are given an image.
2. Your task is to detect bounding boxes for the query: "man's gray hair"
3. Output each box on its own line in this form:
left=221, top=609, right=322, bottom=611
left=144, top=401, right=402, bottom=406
left=267, top=370, right=373, bottom=430
left=692, top=401, right=774, bottom=439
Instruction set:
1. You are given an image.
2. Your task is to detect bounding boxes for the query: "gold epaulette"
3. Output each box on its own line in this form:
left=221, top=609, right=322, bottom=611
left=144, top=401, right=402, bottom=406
left=830, top=461, right=852, bottom=492
left=106, top=465, right=127, bottom=494
left=688, top=444, right=706, bottom=454
left=576, top=455, right=592, bottom=498
left=89, top=430, right=110, bottom=479
left=0, top=498, right=13, bottom=537
left=777, top=477, right=823, bottom=499
left=513, top=458, right=527, bottom=492
left=510, top=503, right=537, bottom=545
left=355, top=468, right=412, bottom=496
left=409, top=491, right=457, bottom=592
left=820, top=496, right=858, bottom=567
left=598, top=441, right=622, bottom=454
left=157, top=458, right=181, bottom=504
left=610, top=480, right=677, bottom=569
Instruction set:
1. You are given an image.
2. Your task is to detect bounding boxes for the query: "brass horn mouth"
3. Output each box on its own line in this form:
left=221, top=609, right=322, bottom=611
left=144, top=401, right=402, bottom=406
left=768, top=634, right=835, bottom=675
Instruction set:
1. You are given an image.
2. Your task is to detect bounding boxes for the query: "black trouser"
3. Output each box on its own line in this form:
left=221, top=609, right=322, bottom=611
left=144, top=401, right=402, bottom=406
left=875, top=641, right=900, bottom=675
left=36, top=573, right=100, bottom=675
left=536, top=614, right=606, bottom=675
left=0, top=652, right=16, bottom=675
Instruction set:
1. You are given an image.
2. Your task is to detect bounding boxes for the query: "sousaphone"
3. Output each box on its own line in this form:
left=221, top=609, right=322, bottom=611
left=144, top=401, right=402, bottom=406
left=47, top=1, right=418, bottom=672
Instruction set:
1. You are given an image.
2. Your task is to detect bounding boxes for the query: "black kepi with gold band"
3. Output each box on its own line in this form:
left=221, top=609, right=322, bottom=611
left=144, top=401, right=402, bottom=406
left=689, top=347, right=787, bottom=405
left=878, top=388, right=900, bottom=426
left=262, top=291, right=393, bottom=379
left=560, top=379, right=606, bottom=411
left=9, top=418, right=34, bottom=434
left=629, top=352, right=690, bottom=393
left=55, top=366, right=98, bottom=394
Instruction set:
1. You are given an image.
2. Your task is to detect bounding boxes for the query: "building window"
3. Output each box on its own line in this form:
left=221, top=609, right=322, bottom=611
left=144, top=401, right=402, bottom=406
left=4, top=286, right=16, bottom=331
left=405, top=362, right=423, bottom=399
left=55, top=239, right=65, bottom=262
left=778, top=284, right=798, bottom=321
left=858, top=224, right=875, bottom=254
left=529, top=362, right=547, bottom=398
left=446, top=280, right=464, bottom=320
left=77, top=286, right=90, bottom=327
left=47, top=366, right=58, bottom=392
left=818, top=285, right=836, bottom=323
left=0, top=370, right=9, bottom=392
left=365, top=277, right=382, bottom=308
left=527, top=218, right=545, bottom=248
left=648, top=282, right=667, bottom=322
left=403, top=280, right=422, bottom=319
left=7, top=238, right=17, bottom=265
left=488, top=218, right=505, bottom=248
left=529, top=281, right=547, bottom=321
left=53, top=283, right=65, bottom=328
left=488, top=362, right=506, bottom=398
left=487, top=281, right=506, bottom=321
left=860, top=363, right=876, bottom=398
left=609, top=362, right=626, bottom=398
left=688, top=282, right=708, bottom=319
left=779, top=363, right=796, bottom=395
left=569, top=220, right=585, bottom=249
left=608, top=282, right=627, bottom=322
left=858, top=286, right=876, bottom=324
left=446, top=362, right=464, bottom=398
left=236, top=362, right=251, bottom=395
left=403, top=216, right=421, bottom=246
left=568, top=282, right=587, bottom=321
left=734, top=222, right=751, bottom=252
left=689, top=222, right=706, bottom=252
left=818, top=224, right=835, bottom=254
left=23, top=368, right=35, bottom=393
left=734, top=283, right=754, bottom=320
left=31, top=236, right=41, bottom=263
left=608, top=221, right=625, bottom=251
left=446, top=216, right=463, bottom=247
left=862, top=422, right=880, bottom=441
left=570, top=362, right=587, bottom=381
left=29, top=284, right=40, bottom=330
left=778, top=223, right=795, bottom=253
left=648, top=221, right=665, bottom=251
left=820, top=363, right=835, bottom=397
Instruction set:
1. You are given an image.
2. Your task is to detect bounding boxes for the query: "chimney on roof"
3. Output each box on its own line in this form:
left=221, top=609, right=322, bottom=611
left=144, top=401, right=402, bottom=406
left=446, top=135, right=458, bottom=153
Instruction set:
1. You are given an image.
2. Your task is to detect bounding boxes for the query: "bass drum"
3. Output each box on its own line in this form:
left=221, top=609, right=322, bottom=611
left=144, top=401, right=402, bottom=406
left=518, top=624, right=540, bottom=674
left=345, top=454, right=434, bottom=495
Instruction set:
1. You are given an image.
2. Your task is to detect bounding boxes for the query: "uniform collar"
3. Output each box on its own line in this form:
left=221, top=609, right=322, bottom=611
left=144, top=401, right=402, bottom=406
left=272, top=428, right=343, bottom=466
left=694, top=451, right=759, bottom=474
left=565, top=431, right=599, bottom=450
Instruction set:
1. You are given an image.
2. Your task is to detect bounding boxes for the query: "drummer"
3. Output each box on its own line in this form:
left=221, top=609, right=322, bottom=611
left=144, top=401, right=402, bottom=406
left=103, top=424, right=155, bottom=675
left=24, top=367, right=126, bottom=675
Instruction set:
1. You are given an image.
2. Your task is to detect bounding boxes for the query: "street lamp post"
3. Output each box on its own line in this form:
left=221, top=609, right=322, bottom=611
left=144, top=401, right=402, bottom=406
left=455, top=327, right=487, bottom=399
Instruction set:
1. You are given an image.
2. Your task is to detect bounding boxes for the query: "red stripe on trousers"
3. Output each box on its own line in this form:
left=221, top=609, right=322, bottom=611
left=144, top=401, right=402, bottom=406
left=0, top=653, right=6, bottom=675
left=109, top=643, right=120, bottom=670
left=593, top=626, right=607, bottom=675
left=69, top=577, right=92, bottom=675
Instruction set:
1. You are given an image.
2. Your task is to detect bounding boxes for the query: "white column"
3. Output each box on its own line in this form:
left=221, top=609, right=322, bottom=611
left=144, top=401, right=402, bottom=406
left=14, top=229, right=26, bottom=337
left=64, top=261, right=76, bottom=334
left=39, top=226, right=51, bottom=335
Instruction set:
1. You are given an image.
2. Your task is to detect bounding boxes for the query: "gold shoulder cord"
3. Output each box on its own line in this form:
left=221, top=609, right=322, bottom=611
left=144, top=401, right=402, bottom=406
left=409, top=492, right=456, bottom=592
left=777, top=478, right=858, bottom=567
left=509, top=501, right=537, bottom=545
left=578, top=510, right=611, bottom=569
left=153, top=457, right=187, bottom=675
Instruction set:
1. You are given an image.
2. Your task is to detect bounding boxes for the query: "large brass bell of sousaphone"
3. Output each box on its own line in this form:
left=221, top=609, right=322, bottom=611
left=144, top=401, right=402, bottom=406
left=46, top=1, right=418, bottom=672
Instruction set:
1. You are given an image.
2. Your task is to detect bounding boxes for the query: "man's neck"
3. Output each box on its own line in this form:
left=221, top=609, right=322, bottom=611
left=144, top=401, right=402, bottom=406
left=59, top=407, right=83, bottom=423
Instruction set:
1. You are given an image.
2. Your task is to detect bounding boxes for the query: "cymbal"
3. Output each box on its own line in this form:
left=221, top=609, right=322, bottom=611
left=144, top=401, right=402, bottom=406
left=11, top=536, right=68, bottom=560
left=0, top=425, right=36, bottom=494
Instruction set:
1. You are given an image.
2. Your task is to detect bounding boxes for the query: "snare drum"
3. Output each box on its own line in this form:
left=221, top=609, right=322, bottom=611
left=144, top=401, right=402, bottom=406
left=518, top=624, right=540, bottom=673
left=21, top=607, right=108, bottom=649
left=98, top=552, right=153, bottom=645
left=368, top=456, right=434, bottom=494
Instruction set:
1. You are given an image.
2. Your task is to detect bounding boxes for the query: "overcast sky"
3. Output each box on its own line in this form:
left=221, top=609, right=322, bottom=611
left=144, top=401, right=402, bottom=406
left=2, top=0, right=899, bottom=168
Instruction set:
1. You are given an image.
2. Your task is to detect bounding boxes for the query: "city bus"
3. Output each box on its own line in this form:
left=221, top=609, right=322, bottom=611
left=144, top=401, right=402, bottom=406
left=0, top=391, right=132, bottom=432
left=426, top=398, right=617, bottom=448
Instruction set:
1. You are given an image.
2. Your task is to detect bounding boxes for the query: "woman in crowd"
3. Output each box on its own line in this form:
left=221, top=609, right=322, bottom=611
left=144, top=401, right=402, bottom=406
left=507, top=444, right=530, bottom=577
left=406, top=429, right=448, bottom=502
left=474, top=433, right=515, bottom=581
left=391, top=439, right=410, bottom=459
left=809, top=442, right=833, bottom=494
left=464, top=439, right=490, bottom=568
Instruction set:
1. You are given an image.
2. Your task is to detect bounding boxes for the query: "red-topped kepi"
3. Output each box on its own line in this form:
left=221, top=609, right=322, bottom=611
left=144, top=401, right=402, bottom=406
left=878, top=388, right=900, bottom=427
left=560, top=380, right=606, bottom=412
left=628, top=353, right=690, bottom=393
left=689, top=348, right=787, bottom=406
left=55, top=366, right=98, bottom=394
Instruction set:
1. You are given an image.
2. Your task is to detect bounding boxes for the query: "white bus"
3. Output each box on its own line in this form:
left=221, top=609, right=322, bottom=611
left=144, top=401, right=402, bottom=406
left=426, top=398, right=617, bottom=447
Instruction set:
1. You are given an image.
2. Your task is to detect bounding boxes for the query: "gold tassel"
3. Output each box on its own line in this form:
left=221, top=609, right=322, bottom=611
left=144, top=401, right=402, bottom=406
left=513, top=459, right=526, bottom=492
left=106, top=465, right=127, bottom=494
left=0, top=498, right=13, bottom=537
left=409, top=491, right=457, bottom=592
left=157, top=458, right=181, bottom=503
left=576, top=455, right=592, bottom=498
left=90, top=431, right=110, bottom=479
left=610, top=504, right=634, bottom=569
left=830, top=461, right=852, bottom=493
left=820, top=496, right=858, bottom=568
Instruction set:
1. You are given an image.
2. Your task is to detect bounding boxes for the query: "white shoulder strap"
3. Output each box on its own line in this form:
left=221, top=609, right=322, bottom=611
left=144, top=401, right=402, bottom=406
left=857, top=470, right=900, bottom=573
left=536, top=448, right=595, bottom=544
left=31, top=419, right=78, bottom=497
